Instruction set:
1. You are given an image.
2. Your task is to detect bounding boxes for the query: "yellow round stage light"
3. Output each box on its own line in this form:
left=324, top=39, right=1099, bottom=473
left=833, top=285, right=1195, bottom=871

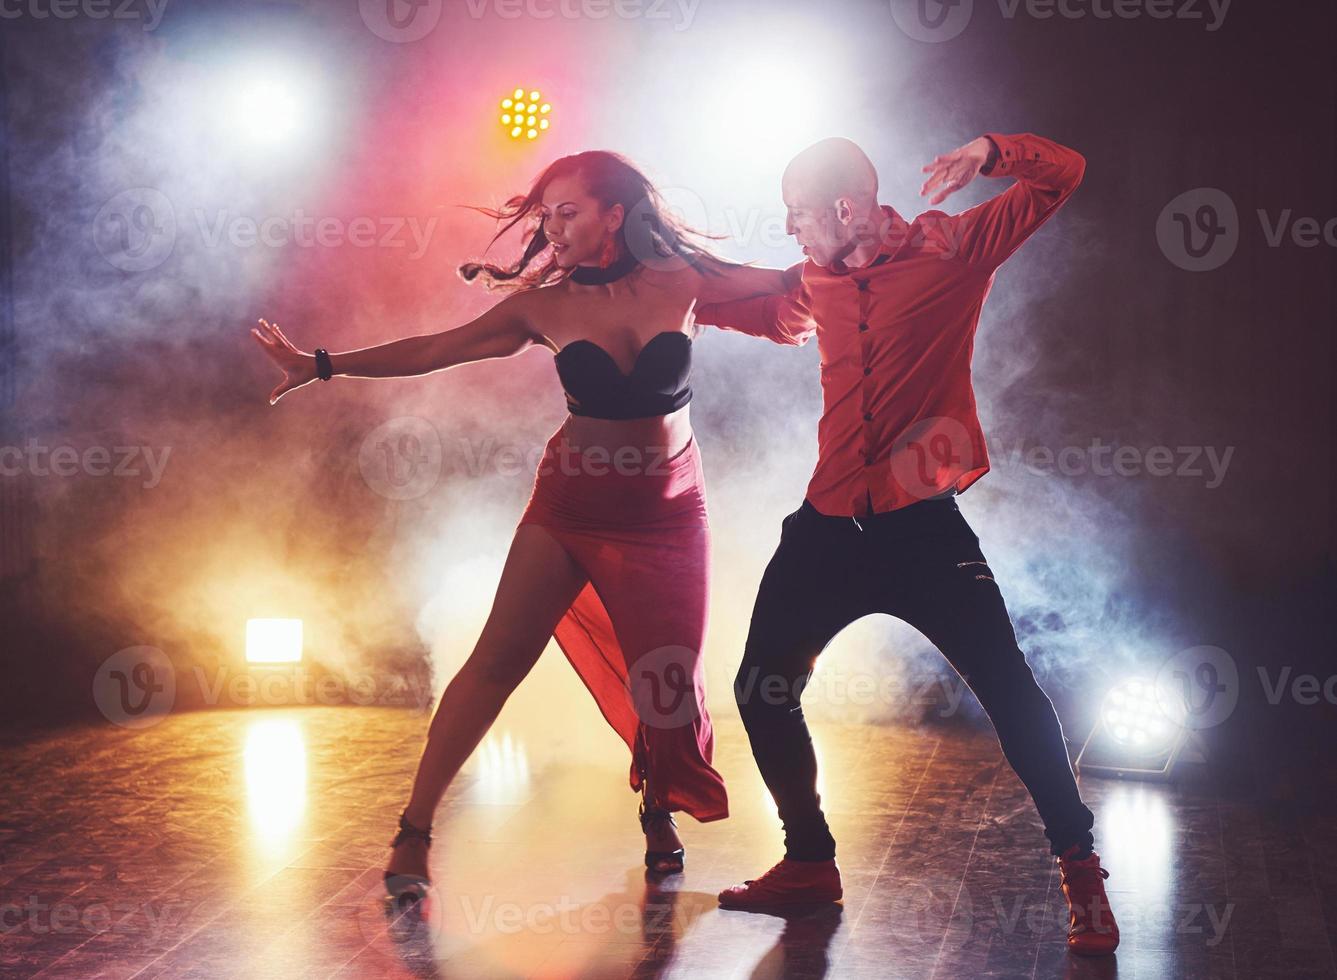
left=499, top=88, right=552, bottom=140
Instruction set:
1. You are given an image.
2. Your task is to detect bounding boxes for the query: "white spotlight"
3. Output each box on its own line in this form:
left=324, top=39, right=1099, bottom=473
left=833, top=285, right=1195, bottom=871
left=218, top=61, right=321, bottom=151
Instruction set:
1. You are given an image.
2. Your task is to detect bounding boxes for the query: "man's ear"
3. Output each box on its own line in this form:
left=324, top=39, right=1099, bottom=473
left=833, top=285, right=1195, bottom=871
left=834, top=197, right=854, bottom=225
left=603, top=202, right=625, bottom=234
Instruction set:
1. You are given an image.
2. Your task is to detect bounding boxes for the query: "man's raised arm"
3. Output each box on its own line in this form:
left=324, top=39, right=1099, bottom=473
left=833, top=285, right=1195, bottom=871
left=941, top=132, right=1086, bottom=271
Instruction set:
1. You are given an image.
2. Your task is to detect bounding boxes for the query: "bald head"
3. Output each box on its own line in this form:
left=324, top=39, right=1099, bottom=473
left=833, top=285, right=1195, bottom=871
left=781, top=137, right=883, bottom=268
left=782, top=137, right=879, bottom=210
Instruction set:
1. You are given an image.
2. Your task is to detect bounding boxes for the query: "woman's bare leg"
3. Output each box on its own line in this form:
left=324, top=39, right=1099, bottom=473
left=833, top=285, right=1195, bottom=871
left=386, top=523, right=588, bottom=879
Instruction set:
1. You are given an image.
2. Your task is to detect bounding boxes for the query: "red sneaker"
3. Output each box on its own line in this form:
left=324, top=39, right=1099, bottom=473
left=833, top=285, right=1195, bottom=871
left=718, top=858, right=843, bottom=909
left=1057, top=846, right=1120, bottom=956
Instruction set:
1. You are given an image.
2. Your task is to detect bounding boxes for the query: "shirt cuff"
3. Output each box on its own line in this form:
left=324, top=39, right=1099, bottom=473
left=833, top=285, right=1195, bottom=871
left=980, top=135, right=1001, bottom=176
left=981, top=132, right=1020, bottom=177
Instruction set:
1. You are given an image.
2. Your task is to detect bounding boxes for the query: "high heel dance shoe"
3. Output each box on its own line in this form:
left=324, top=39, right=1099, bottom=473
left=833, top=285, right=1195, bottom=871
left=383, top=810, right=433, bottom=911
left=639, top=800, right=685, bottom=875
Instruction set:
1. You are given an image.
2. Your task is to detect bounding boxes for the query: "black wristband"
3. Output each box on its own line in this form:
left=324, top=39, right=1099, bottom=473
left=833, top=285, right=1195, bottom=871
left=314, top=348, right=333, bottom=381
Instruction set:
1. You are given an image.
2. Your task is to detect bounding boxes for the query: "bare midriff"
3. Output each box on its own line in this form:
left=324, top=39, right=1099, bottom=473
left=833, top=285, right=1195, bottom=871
left=557, top=404, right=693, bottom=463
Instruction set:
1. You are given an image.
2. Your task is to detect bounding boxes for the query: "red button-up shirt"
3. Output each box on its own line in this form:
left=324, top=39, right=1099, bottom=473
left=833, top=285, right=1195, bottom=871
left=696, top=132, right=1086, bottom=517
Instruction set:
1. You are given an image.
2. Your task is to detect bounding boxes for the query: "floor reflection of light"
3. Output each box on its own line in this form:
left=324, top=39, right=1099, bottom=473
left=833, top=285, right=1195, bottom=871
left=1099, top=782, right=1174, bottom=896
left=244, top=718, right=307, bottom=844
left=469, top=730, right=531, bottom=804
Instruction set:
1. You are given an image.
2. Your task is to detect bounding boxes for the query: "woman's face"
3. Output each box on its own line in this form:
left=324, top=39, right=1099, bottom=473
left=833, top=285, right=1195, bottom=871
left=539, top=174, right=623, bottom=269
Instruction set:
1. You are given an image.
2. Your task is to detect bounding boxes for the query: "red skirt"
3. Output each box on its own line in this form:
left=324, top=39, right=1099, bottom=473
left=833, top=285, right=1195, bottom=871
left=516, top=427, right=729, bottom=823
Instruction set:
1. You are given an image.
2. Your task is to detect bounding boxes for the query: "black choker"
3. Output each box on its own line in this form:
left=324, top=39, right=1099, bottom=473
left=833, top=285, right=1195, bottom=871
left=569, top=250, right=639, bottom=285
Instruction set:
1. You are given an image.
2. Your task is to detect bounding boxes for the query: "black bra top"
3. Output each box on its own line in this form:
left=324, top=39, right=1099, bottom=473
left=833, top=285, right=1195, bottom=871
left=553, top=331, right=693, bottom=420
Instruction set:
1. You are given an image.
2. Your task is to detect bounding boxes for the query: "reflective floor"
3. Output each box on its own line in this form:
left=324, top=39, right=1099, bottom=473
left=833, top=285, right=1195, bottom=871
left=1, top=705, right=1332, bottom=979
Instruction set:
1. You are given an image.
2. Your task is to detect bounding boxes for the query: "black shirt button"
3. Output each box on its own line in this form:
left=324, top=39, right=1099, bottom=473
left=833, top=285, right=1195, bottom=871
left=858, top=322, right=869, bottom=332
left=863, top=411, right=873, bottom=421
left=856, top=280, right=869, bottom=291
left=863, top=367, right=872, bottom=376
left=865, top=454, right=875, bottom=465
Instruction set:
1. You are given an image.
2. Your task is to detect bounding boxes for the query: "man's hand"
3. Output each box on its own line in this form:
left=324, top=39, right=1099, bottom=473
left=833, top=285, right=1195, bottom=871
left=919, top=137, right=994, bottom=206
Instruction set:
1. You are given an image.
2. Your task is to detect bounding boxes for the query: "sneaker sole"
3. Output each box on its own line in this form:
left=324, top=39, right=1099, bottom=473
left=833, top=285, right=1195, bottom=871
left=718, top=893, right=843, bottom=909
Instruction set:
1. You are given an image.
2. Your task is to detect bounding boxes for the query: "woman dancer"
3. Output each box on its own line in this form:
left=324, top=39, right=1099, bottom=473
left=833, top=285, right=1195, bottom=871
left=250, top=151, right=800, bottom=900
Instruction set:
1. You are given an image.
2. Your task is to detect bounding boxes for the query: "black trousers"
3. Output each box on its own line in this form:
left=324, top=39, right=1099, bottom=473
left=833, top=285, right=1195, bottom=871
left=734, top=495, right=1095, bottom=861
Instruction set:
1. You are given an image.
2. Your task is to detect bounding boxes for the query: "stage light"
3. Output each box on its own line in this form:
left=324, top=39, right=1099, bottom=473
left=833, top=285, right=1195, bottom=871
left=1077, top=676, right=1192, bottom=781
left=246, top=617, right=303, bottom=664
left=217, top=60, right=322, bottom=152
left=1100, top=677, right=1185, bottom=754
left=500, top=87, right=552, bottom=141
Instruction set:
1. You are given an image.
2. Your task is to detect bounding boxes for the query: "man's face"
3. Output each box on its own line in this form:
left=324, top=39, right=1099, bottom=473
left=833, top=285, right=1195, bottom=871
left=782, top=180, right=848, bottom=267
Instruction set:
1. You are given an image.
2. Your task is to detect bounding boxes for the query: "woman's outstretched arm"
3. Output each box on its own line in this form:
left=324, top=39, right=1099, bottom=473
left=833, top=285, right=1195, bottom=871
left=250, top=291, right=539, bottom=405
left=690, top=254, right=789, bottom=305
left=691, top=257, right=816, bottom=348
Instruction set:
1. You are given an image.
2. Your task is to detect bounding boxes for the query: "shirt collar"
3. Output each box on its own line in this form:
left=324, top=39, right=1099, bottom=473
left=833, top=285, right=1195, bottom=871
left=825, top=204, right=912, bottom=275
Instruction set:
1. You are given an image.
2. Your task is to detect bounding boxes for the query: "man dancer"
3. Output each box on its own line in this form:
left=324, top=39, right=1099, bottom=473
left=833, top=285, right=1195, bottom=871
left=694, top=131, right=1119, bottom=956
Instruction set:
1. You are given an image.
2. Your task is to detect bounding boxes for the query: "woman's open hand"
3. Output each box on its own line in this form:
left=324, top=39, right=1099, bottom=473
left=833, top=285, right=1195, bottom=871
left=250, top=318, right=317, bottom=406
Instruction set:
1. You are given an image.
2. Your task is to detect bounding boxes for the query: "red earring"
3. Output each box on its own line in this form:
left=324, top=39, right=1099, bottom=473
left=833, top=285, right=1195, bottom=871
left=598, top=232, right=616, bottom=268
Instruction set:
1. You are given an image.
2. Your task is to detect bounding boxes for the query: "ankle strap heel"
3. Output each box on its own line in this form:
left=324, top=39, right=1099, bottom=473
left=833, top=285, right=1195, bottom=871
left=384, top=810, right=434, bottom=910
left=639, top=800, right=685, bottom=874
left=390, top=811, right=433, bottom=850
